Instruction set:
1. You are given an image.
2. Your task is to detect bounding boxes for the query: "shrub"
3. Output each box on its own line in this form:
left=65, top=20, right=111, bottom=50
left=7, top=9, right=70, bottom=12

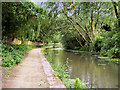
left=107, top=46, right=120, bottom=58
left=90, top=37, right=103, bottom=52
left=100, top=32, right=120, bottom=58
left=61, top=32, right=83, bottom=50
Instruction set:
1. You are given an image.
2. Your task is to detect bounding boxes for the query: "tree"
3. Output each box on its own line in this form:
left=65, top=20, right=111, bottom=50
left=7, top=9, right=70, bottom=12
left=2, top=2, right=56, bottom=43
left=111, top=0, right=120, bottom=28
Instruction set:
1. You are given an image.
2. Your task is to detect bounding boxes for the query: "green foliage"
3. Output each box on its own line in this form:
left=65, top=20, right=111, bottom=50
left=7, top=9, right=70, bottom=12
left=73, top=78, right=86, bottom=89
left=107, top=46, right=120, bottom=57
left=90, top=37, right=103, bottom=52
left=43, top=51, right=71, bottom=88
left=54, top=60, right=70, bottom=81
left=80, top=44, right=90, bottom=51
left=78, top=27, right=120, bottom=59
left=1, top=43, right=35, bottom=67
left=45, top=2, right=120, bottom=59
left=100, top=31, right=120, bottom=58
left=2, top=2, right=57, bottom=43
left=2, top=1, right=120, bottom=60
left=61, top=31, right=83, bottom=50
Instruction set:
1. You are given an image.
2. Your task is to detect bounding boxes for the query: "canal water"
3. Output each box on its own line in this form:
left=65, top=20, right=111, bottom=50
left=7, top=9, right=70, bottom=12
left=44, top=48, right=119, bottom=88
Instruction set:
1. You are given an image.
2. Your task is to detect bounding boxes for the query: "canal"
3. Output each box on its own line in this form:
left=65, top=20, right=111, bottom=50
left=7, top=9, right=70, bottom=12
left=44, top=48, right=118, bottom=88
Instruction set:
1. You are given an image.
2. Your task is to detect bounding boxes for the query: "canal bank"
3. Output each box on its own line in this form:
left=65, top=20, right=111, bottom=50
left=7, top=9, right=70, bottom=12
left=39, top=48, right=66, bottom=88
left=2, top=48, right=66, bottom=88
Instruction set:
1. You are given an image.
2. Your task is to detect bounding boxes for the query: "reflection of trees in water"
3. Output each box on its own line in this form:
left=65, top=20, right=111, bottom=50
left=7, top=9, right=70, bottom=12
left=45, top=49, right=118, bottom=88
left=70, top=54, right=118, bottom=88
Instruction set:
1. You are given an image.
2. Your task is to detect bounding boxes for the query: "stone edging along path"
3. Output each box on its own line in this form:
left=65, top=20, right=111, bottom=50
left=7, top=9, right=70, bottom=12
left=1, top=48, right=66, bottom=88
left=39, top=48, right=66, bottom=88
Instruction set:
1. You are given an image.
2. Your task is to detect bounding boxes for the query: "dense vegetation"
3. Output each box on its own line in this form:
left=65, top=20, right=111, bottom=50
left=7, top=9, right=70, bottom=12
left=2, top=2, right=58, bottom=43
left=1, top=1, right=59, bottom=68
left=1, top=42, right=35, bottom=67
left=1, top=0, right=120, bottom=88
left=44, top=1, right=120, bottom=59
left=2, top=1, right=120, bottom=58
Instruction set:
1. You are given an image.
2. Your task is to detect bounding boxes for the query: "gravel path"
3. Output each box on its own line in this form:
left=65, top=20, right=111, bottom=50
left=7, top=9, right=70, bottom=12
left=2, top=48, right=66, bottom=88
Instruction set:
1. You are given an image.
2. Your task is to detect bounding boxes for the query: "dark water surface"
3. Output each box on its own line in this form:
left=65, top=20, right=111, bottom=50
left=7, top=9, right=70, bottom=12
left=44, top=48, right=119, bottom=88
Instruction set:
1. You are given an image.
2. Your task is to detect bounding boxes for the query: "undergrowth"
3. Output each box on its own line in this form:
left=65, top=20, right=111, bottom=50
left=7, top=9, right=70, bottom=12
left=1, top=43, right=35, bottom=67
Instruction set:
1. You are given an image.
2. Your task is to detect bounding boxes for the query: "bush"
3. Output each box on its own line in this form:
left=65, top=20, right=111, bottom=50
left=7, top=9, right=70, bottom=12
left=80, top=44, right=90, bottom=51
left=107, top=46, right=120, bottom=58
left=100, top=32, right=120, bottom=58
left=112, top=32, right=120, bottom=47
left=90, top=37, right=103, bottom=52
left=61, top=32, right=84, bottom=50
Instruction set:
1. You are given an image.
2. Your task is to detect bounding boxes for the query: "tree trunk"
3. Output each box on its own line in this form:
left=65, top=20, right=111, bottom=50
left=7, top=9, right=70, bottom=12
left=95, top=4, right=101, bottom=29
left=91, top=10, right=95, bottom=38
left=112, top=0, right=120, bottom=28
left=73, top=32, right=83, bottom=47
left=62, top=2, right=90, bottom=45
left=68, top=17, right=89, bottom=45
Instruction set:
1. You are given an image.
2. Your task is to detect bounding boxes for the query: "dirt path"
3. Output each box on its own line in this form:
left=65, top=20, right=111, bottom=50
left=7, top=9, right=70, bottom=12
left=2, top=48, right=66, bottom=88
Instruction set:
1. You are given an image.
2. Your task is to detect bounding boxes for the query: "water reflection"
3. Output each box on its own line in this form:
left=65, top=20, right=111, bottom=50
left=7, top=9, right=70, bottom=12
left=44, top=48, right=118, bottom=88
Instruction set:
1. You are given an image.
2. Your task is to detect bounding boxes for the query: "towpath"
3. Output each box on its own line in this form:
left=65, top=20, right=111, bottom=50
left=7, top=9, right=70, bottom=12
left=2, top=48, right=66, bottom=88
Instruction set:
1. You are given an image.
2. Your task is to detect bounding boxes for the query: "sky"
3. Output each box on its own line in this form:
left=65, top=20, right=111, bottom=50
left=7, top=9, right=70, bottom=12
left=31, top=0, right=42, bottom=6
